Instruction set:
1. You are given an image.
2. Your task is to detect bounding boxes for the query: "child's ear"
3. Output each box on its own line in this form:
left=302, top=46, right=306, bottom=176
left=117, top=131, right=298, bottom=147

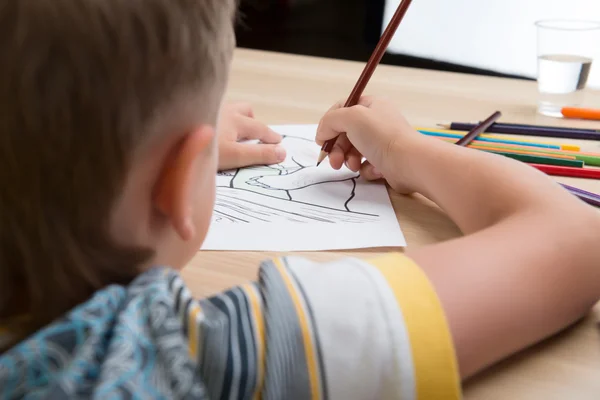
left=153, top=126, right=215, bottom=241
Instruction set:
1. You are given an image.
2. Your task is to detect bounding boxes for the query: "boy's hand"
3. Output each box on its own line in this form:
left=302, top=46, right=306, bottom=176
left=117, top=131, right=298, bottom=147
left=217, top=102, right=287, bottom=170
left=316, top=96, right=424, bottom=194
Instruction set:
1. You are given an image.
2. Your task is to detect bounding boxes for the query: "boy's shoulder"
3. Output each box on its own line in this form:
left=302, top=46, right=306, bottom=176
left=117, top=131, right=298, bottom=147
left=0, top=267, right=206, bottom=399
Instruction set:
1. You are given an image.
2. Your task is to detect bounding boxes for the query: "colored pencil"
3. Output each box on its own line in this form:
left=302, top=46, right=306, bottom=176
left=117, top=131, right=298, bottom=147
left=450, top=122, right=584, bottom=167
left=447, top=141, right=579, bottom=161
left=437, top=137, right=600, bottom=166
left=452, top=115, right=600, bottom=207
left=418, top=127, right=580, bottom=151
left=420, top=130, right=566, bottom=150
left=530, top=164, right=600, bottom=180
left=456, top=111, right=501, bottom=146
left=440, top=122, right=600, bottom=141
left=487, top=151, right=584, bottom=167
left=559, top=184, right=600, bottom=208
left=317, top=0, right=414, bottom=166
left=562, top=107, right=600, bottom=121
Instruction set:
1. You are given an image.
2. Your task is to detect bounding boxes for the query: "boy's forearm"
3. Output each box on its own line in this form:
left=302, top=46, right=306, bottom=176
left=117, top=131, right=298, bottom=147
left=401, top=137, right=579, bottom=234
left=402, top=137, right=600, bottom=378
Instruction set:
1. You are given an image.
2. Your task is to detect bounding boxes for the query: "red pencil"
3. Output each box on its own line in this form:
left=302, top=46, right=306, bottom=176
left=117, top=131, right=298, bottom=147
left=531, top=164, right=600, bottom=180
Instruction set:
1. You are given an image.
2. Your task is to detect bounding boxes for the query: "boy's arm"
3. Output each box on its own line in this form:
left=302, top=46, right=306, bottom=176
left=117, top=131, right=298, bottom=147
left=316, top=97, right=600, bottom=379
left=403, top=138, right=600, bottom=378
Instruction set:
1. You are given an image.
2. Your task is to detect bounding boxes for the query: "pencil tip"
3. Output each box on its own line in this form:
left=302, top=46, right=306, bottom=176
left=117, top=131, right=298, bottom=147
left=437, top=123, right=450, bottom=129
left=316, top=150, right=327, bottom=166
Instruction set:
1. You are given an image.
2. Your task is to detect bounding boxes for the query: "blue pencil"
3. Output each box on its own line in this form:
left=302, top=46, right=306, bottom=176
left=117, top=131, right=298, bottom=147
left=419, top=130, right=562, bottom=150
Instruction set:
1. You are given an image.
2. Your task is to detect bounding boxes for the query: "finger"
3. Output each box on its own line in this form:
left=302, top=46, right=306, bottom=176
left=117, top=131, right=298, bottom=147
left=329, top=95, right=374, bottom=111
left=329, top=133, right=355, bottom=170
left=315, top=99, right=352, bottom=145
left=219, top=142, right=286, bottom=170
left=355, top=95, right=375, bottom=108
left=318, top=95, right=374, bottom=139
left=318, top=105, right=379, bottom=156
left=359, top=160, right=384, bottom=181
left=345, top=147, right=363, bottom=172
left=329, top=143, right=345, bottom=170
left=316, top=107, right=361, bottom=144
left=237, top=116, right=282, bottom=144
left=229, top=102, right=254, bottom=118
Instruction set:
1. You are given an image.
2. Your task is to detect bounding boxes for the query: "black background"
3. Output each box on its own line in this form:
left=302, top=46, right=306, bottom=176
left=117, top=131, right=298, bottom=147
left=235, top=0, right=528, bottom=80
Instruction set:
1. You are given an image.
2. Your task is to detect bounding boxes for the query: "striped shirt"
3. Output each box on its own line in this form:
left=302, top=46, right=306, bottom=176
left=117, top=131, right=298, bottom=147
left=0, top=254, right=461, bottom=399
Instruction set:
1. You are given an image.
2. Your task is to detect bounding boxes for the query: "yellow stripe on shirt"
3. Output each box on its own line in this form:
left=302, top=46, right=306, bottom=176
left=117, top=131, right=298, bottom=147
left=273, top=258, right=321, bottom=400
left=242, top=283, right=265, bottom=400
left=370, top=253, right=461, bottom=400
left=188, top=302, right=202, bottom=359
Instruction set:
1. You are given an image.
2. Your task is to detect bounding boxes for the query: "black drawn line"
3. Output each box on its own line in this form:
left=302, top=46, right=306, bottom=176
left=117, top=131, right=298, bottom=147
left=344, top=178, right=357, bottom=212
left=218, top=187, right=378, bottom=217
left=215, top=133, right=380, bottom=224
left=216, top=202, right=271, bottom=223
left=218, top=193, right=340, bottom=222
left=245, top=175, right=358, bottom=192
left=281, top=134, right=312, bottom=143
left=218, top=197, right=283, bottom=220
left=213, top=209, right=249, bottom=223
left=217, top=193, right=338, bottom=223
left=291, top=156, right=305, bottom=169
left=229, top=168, right=240, bottom=189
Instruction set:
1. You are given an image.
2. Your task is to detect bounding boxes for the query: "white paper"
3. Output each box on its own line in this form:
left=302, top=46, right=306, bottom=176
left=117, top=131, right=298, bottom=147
left=201, top=124, right=406, bottom=251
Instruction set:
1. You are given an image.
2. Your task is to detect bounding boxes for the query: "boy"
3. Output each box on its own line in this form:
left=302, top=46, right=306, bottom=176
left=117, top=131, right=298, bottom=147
left=1, top=0, right=599, bottom=398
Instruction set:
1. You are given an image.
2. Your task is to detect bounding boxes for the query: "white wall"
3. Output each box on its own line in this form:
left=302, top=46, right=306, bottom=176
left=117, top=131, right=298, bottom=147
left=383, top=0, right=600, bottom=88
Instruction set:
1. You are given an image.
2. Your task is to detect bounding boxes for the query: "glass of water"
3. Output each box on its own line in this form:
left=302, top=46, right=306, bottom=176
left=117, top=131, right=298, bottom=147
left=536, top=19, right=600, bottom=117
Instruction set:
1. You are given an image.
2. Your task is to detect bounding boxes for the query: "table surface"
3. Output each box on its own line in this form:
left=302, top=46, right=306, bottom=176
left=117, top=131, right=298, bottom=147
left=182, top=49, right=600, bottom=399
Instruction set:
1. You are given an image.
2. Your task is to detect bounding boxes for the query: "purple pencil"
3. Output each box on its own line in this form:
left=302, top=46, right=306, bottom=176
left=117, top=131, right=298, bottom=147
left=560, top=183, right=600, bottom=208
left=441, top=122, right=600, bottom=141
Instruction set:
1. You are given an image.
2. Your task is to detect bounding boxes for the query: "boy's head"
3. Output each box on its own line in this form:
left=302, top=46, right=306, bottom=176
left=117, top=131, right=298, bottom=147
left=0, top=0, right=235, bottom=340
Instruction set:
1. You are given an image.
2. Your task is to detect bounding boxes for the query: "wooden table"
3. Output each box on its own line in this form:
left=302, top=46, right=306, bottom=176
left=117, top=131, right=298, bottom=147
left=183, top=49, right=600, bottom=398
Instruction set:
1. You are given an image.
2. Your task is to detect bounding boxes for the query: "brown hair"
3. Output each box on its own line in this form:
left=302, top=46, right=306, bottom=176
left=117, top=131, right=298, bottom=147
left=0, top=0, right=235, bottom=345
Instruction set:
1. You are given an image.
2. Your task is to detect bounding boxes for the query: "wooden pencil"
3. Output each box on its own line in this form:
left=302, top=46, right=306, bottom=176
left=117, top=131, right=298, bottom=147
left=449, top=115, right=582, bottom=167
left=452, top=114, right=600, bottom=207
left=562, top=107, right=600, bottom=121
left=417, top=128, right=580, bottom=151
left=530, top=164, right=600, bottom=180
left=441, top=121, right=600, bottom=141
left=487, top=151, right=583, bottom=168
left=452, top=142, right=578, bottom=160
left=317, top=0, right=414, bottom=166
left=456, top=111, right=501, bottom=146
left=437, top=137, right=600, bottom=166
left=559, top=184, right=600, bottom=208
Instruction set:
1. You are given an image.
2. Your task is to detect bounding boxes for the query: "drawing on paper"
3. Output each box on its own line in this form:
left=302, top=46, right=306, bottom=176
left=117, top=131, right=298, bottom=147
left=214, top=134, right=380, bottom=224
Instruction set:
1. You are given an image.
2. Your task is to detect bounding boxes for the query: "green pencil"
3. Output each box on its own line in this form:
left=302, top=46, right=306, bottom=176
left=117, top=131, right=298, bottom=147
left=487, top=145, right=600, bottom=166
left=438, top=137, right=600, bottom=167
left=487, top=150, right=584, bottom=168
left=492, top=147, right=600, bottom=167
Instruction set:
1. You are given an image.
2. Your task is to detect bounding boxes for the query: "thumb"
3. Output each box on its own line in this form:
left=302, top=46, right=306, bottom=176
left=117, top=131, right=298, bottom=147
left=359, top=161, right=384, bottom=181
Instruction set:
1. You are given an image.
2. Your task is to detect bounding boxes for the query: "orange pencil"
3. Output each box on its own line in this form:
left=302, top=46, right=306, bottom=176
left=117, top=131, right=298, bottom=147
left=439, top=139, right=578, bottom=160
left=561, top=107, right=600, bottom=121
left=466, top=145, right=577, bottom=160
